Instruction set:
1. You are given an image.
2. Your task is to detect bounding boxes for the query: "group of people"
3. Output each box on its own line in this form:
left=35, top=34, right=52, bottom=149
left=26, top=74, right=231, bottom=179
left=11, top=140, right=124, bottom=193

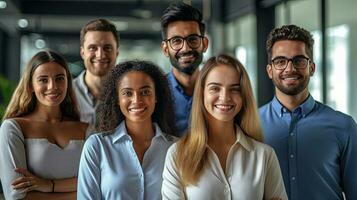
left=0, top=2, right=356, bottom=200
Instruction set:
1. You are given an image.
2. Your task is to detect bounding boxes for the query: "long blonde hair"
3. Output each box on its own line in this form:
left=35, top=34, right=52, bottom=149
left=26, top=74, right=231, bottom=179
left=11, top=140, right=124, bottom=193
left=175, top=54, right=263, bottom=186
left=3, top=50, right=79, bottom=121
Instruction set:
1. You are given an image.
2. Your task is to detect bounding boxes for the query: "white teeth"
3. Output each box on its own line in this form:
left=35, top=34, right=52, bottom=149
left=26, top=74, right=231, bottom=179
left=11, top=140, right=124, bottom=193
left=215, top=105, right=233, bottom=110
left=285, top=77, right=298, bottom=80
left=129, top=108, right=145, bottom=112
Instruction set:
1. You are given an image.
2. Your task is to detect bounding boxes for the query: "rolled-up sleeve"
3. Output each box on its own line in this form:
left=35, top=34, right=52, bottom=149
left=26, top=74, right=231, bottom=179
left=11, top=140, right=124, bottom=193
left=0, top=120, right=27, bottom=200
left=77, top=135, right=102, bottom=200
left=161, top=144, right=185, bottom=200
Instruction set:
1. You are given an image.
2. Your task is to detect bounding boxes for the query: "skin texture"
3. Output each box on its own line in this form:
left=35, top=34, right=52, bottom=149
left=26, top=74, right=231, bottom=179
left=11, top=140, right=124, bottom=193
left=31, top=62, right=67, bottom=108
left=204, top=65, right=242, bottom=124
left=266, top=40, right=315, bottom=111
left=80, top=31, right=118, bottom=77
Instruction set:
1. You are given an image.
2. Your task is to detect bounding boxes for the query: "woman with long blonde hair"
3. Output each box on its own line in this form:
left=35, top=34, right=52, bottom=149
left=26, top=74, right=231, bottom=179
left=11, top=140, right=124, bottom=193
left=0, top=50, right=88, bottom=200
left=162, top=54, right=287, bottom=200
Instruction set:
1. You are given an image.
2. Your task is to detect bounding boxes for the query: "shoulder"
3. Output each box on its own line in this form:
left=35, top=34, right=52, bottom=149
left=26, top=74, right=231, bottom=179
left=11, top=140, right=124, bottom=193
left=315, top=102, right=356, bottom=126
left=0, top=119, right=23, bottom=135
left=259, top=101, right=272, bottom=114
left=245, top=135, right=275, bottom=156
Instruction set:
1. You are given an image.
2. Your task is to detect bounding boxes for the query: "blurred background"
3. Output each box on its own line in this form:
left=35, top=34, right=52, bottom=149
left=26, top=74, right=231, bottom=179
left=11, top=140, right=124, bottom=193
left=0, top=0, right=356, bottom=122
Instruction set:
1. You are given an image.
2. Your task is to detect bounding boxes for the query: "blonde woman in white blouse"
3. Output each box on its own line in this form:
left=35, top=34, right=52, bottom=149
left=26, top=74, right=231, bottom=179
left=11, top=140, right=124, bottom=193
left=162, top=54, right=287, bottom=200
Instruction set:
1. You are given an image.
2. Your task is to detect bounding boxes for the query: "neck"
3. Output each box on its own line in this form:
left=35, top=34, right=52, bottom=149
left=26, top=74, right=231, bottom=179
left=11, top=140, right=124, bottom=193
left=172, top=68, right=199, bottom=96
left=32, top=105, right=63, bottom=123
left=275, top=88, right=310, bottom=111
left=206, top=117, right=236, bottom=146
left=125, top=120, right=154, bottom=142
left=84, top=71, right=105, bottom=99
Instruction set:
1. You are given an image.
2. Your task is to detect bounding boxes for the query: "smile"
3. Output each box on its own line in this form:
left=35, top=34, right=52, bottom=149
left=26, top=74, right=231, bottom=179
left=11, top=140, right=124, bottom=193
left=129, top=107, right=146, bottom=113
left=214, top=104, right=234, bottom=111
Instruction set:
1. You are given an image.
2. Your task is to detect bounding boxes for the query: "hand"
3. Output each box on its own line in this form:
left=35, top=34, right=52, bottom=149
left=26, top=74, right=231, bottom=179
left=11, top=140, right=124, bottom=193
left=11, top=168, right=52, bottom=193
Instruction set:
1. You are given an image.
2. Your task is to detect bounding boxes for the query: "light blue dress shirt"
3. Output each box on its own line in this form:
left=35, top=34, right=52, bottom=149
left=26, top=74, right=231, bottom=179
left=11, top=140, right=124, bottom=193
left=259, top=95, right=357, bottom=200
left=77, top=121, right=176, bottom=200
left=167, top=71, right=192, bottom=136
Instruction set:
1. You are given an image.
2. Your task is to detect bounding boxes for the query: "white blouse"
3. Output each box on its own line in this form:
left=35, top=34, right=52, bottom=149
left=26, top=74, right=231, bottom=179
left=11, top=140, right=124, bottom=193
left=162, top=126, right=288, bottom=200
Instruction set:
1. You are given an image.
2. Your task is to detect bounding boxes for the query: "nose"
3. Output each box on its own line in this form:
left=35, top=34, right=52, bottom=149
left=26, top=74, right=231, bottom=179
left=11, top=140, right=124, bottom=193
left=219, top=89, right=231, bottom=101
left=180, top=39, right=193, bottom=52
left=48, top=79, right=58, bottom=90
left=132, top=92, right=142, bottom=103
left=284, top=60, right=297, bottom=72
left=96, top=47, right=104, bottom=59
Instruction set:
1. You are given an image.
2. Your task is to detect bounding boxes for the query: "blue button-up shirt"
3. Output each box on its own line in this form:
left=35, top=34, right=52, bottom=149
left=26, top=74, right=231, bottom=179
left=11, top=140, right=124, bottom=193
left=167, top=71, right=193, bottom=136
left=77, top=121, right=176, bottom=200
left=259, top=95, right=357, bottom=200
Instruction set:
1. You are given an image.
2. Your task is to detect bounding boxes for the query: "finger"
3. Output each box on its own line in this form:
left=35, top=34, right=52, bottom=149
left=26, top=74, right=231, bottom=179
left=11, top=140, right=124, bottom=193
left=11, top=177, right=28, bottom=185
left=22, top=185, right=38, bottom=193
left=13, top=181, right=31, bottom=190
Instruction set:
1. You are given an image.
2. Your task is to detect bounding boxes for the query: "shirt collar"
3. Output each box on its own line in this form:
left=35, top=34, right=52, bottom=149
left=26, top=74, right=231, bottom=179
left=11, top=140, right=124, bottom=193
left=234, top=125, right=253, bottom=152
left=112, top=121, right=169, bottom=143
left=272, top=95, right=316, bottom=118
left=78, top=70, right=90, bottom=95
left=167, top=70, right=184, bottom=93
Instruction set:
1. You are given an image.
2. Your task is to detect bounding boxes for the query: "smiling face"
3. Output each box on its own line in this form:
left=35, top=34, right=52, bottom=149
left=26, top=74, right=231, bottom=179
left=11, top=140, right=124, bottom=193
left=161, top=21, right=208, bottom=75
left=203, top=64, right=242, bottom=123
left=118, top=71, right=156, bottom=125
left=80, top=31, right=119, bottom=77
left=267, top=40, right=315, bottom=97
left=31, top=62, right=68, bottom=107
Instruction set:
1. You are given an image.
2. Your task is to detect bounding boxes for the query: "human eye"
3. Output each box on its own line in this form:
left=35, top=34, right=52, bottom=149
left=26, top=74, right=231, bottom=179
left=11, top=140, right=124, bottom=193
left=273, top=57, right=287, bottom=67
left=187, top=35, right=200, bottom=44
left=88, top=45, right=97, bottom=51
left=141, top=88, right=152, bottom=96
left=104, top=45, right=113, bottom=52
left=293, top=56, right=308, bottom=68
left=231, top=86, right=241, bottom=93
left=208, top=85, right=220, bottom=92
left=56, top=76, right=65, bottom=82
left=121, top=90, right=132, bottom=97
left=170, top=37, right=183, bottom=46
left=38, top=78, right=48, bottom=84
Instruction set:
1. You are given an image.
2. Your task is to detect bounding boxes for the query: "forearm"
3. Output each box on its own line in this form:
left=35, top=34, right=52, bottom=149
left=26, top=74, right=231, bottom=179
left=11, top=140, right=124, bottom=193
left=24, top=191, right=76, bottom=200
left=53, top=177, right=78, bottom=192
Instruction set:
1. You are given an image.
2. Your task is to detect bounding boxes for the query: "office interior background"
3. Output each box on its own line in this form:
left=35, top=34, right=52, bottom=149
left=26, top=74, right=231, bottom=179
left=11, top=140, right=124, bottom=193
left=0, top=0, right=356, bottom=122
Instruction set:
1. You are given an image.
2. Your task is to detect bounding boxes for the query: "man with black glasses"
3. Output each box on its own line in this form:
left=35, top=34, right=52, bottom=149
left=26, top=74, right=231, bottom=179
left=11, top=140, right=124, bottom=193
left=161, top=3, right=209, bottom=136
left=259, top=24, right=357, bottom=200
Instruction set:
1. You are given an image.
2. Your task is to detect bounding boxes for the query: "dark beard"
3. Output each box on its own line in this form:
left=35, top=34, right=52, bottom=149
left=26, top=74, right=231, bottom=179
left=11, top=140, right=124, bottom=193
left=169, top=50, right=203, bottom=75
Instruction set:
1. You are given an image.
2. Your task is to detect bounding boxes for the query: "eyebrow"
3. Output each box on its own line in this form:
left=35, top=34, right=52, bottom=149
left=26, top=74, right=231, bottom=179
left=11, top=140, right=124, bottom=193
left=206, top=82, right=240, bottom=87
left=120, top=85, right=153, bottom=91
left=36, top=73, right=65, bottom=78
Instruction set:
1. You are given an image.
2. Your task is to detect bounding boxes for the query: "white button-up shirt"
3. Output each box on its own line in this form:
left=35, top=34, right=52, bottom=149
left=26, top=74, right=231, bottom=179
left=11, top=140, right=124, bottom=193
left=162, top=126, right=288, bottom=200
left=78, top=121, right=176, bottom=200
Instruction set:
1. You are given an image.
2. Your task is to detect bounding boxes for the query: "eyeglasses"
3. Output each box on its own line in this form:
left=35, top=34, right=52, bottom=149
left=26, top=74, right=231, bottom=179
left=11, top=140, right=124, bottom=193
left=164, top=34, right=204, bottom=51
left=271, top=55, right=310, bottom=70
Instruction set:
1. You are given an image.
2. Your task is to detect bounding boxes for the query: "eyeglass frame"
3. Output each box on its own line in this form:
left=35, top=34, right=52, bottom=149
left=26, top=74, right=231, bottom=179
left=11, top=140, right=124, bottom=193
left=270, top=55, right=311, bottom=70
left=164, top=34, right=204, bottom=51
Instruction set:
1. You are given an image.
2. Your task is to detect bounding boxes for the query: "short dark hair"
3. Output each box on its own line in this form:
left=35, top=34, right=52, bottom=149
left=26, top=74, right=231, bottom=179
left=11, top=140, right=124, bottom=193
left=161, top=3, right=205, bottom=40
left=80, top=19, right=119, bottom=47
left=96, top=60, right=177, bottom=136
left=266, top=24, right=314, bottom=62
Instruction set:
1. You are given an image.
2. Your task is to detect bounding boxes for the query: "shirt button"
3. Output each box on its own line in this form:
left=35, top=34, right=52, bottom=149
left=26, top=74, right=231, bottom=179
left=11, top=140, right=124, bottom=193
left=290, top=132, right=294, bottom=136
left=290, top=154, right=294, bottom=158
left=292, top=177, right=296, bottom=181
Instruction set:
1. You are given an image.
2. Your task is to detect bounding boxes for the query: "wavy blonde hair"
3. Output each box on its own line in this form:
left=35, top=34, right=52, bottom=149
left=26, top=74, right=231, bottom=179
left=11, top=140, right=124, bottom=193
left=175, top=54, right=263, bottom=186
left=3, top=50, right=79, bottom=121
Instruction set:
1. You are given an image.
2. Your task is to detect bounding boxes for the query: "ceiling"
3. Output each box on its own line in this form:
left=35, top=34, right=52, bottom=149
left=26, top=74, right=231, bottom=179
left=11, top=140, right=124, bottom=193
left=0, top=0, right=202, bottom=38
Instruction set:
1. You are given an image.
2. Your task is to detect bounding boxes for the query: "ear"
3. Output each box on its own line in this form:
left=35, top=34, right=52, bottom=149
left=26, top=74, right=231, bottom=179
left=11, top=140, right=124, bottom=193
left=80, top=46, right=85, bottom=60
left=202, top=37, right=209, bottom=52
left=161, top=41, right=169, bottom=57
left=266, top=64, right=273, bottom=79
left=309, top=62, right=316, bottom=76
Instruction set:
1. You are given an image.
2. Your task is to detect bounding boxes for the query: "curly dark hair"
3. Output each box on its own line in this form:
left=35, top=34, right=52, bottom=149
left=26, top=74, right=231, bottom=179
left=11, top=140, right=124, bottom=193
left=266, top=24, right=314, bottom=62
left=96, top=60, right=177, bottom=136
left=161, top=2, right=205, bottom=40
